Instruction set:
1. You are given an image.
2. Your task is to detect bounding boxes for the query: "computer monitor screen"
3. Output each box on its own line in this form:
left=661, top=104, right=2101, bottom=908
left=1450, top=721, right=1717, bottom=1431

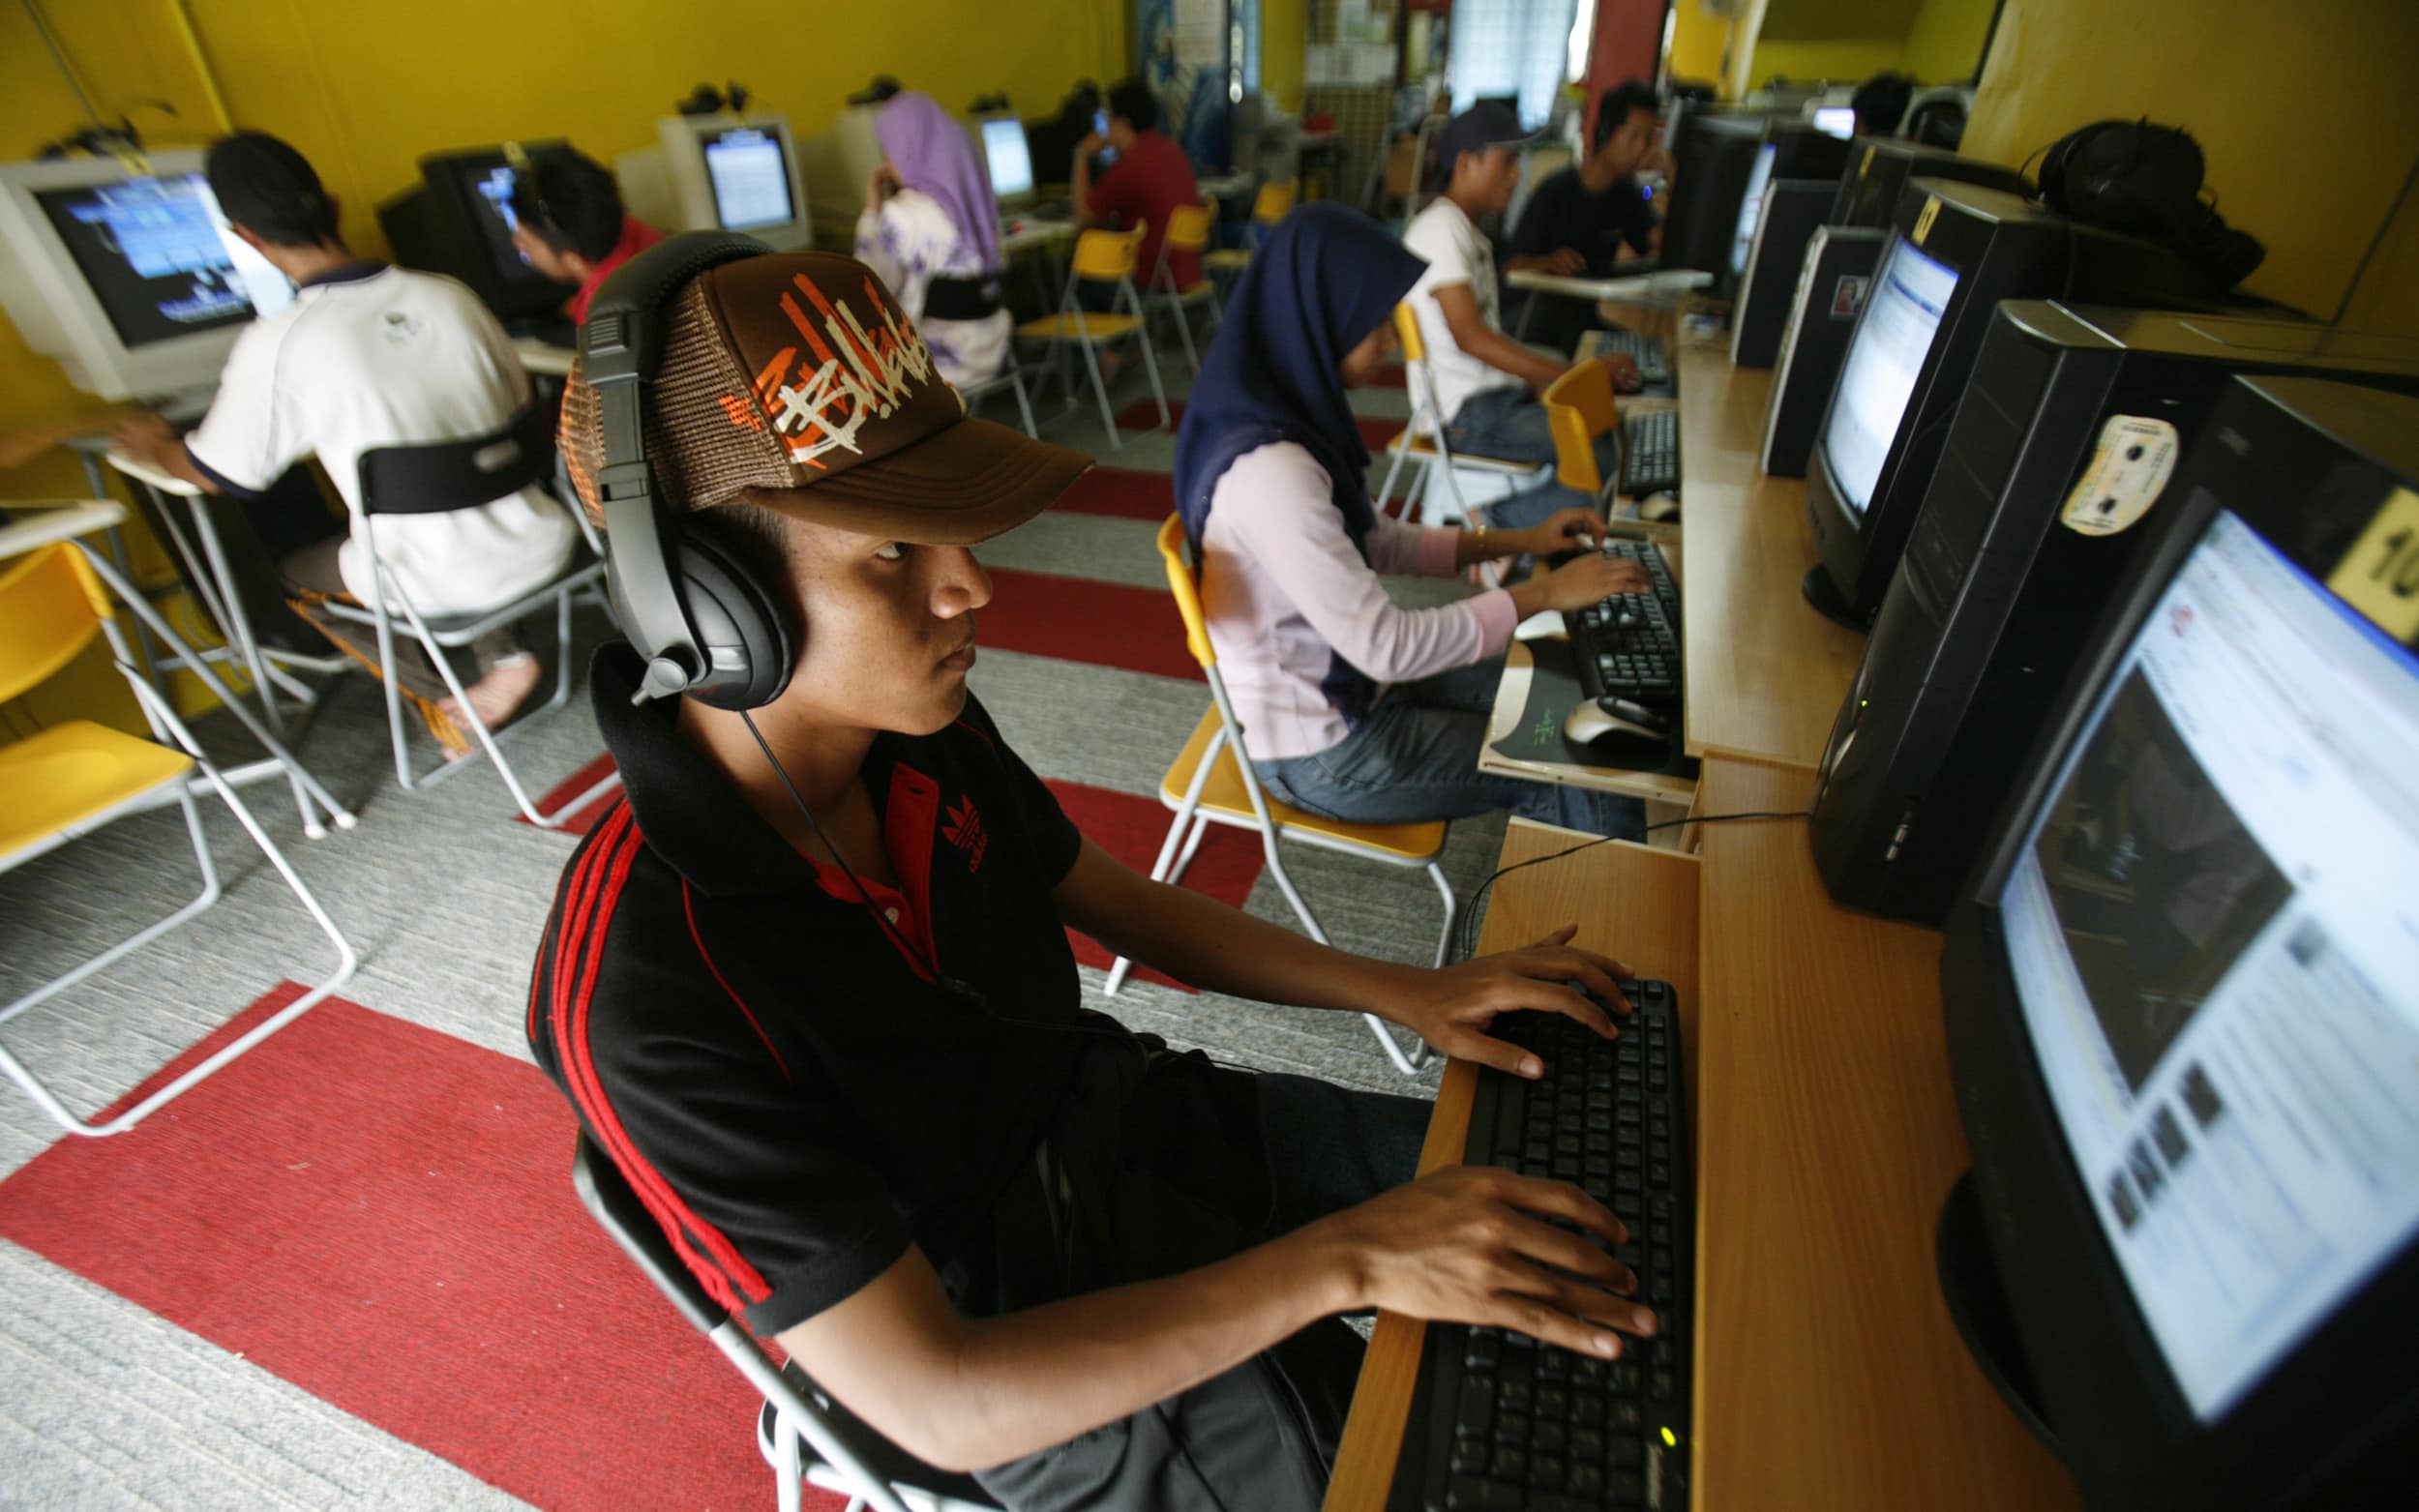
left=981, top=116, right=1034, bottom=200
left=34, top=173, right=289, bottom=347
left=1996, top=507, right=2419, bottom=1423
left=440, top=161, right=532, bottom=282
left=1823, top=235, right=1958, bottom=516
left=1812, top=106, right=1857, bottom=139
left=703, top=127, right=795, bottom=232
left=1729, top=142, right=1777, bottom=279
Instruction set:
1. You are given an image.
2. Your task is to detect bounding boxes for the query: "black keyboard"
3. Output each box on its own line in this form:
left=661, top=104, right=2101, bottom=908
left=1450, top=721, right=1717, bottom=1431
left=1566, top=538, right=1682, bottom=707
left=1025, top=197, right=1076, bottom=222
left=1619, top=410, right=1680, bottom=497
left=1411, top=988, right=1693, bottom=1512
left=1597, top=330, right=1672, bottom=388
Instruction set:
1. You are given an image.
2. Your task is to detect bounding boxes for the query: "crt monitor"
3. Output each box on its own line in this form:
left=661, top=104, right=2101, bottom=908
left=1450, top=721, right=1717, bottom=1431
left=0, top=150, right=291, bottom=400
left=1803, top=179, right=2215, bottom=626
left=1829, top=138, right=2022, bottom=230
left=379, top=144, right=584, bottom=326
left=1728, top=142, right=1777, bottom=281
left=980, top=115, right=1035, bottom=203
left=1939, top=375, right=2419, bottom=1511
left=659, top=112, right=814, bottom=252
left=1660, top=113, right=1767, bottom=280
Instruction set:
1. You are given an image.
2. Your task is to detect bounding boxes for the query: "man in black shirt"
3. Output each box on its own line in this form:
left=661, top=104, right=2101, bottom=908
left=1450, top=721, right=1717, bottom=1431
left=1505, top=79, right=1665, bottom=355
left=528, top=240, right=1657, bottom=1510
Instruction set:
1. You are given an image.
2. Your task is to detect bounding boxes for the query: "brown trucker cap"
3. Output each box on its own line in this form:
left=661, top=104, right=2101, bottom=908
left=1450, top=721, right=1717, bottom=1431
left=559, top=250, right=1090, bottom=543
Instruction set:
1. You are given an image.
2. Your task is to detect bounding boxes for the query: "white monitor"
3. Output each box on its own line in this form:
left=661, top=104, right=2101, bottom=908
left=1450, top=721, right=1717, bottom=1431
left=1811, top=105, right=1858, bottom=139
left=654, top=113, right=812, bottom=251
left=791, top=105, right=885, bottom=239
left=1822, top=233, right=1959, bottom=516
left=980, top=116, right=1034, bottom=203
left=1730, top=141, right=1777, bottom=279
left=0, top=151, right=293, bottom=400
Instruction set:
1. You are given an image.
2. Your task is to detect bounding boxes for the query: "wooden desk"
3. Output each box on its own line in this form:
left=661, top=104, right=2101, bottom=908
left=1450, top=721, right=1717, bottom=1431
left=1674, top=342, right=1867, bottom=770
left=1687, top=757, right=2075, bottom=1511
left=1327, top=820, right=1702, bottom=1512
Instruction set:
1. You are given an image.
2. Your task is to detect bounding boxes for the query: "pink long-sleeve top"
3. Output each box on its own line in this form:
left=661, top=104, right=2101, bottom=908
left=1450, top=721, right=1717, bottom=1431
left=1197, top=441, right=1518, bottom=760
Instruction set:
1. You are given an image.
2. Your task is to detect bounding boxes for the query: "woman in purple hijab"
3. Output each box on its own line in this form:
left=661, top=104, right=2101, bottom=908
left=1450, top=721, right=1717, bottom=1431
left=854, top=90, right=1011, bottom=386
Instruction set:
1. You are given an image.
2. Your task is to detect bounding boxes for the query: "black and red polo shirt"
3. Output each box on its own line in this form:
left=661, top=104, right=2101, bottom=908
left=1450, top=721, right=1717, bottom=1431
left=528, top=646, right=1270, bottom=1336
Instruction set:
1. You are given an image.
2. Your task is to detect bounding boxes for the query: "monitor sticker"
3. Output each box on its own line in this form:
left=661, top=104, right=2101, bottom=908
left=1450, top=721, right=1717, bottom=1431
left=2324, top=485, right=2419, bottom=644
left=2060, top=416, right=2180, bottom=538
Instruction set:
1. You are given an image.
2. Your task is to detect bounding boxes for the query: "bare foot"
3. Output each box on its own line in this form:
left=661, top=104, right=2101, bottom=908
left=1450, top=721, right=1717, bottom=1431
left=437, top=653, right=543, bottom=735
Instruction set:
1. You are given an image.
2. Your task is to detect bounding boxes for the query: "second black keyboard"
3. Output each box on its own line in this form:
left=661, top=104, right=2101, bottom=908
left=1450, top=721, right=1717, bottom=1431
left=1596, top=329, right=1672, bottom=388
left=1566, top=537, right=1682, bottom=707
left=1618, top=410, right=1680, bottom=497
left=1410, top=988, right=1694, bottom=1512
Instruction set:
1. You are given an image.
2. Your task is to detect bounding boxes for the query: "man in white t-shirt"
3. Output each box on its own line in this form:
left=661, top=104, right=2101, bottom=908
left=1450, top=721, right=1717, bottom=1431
left=1402, top=104, right=1638, bottom=530
left=115, top=133, right=579, bottom=744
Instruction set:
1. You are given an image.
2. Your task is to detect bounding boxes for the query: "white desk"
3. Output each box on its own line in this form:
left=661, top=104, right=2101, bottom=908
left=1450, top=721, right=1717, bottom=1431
left=1505, top=267, right=1715, bottom=305
left=0, top=498, right=128, bottom=560
left=511, top=336, right=578, bottom=377
left=1000, top=217, right=1078, bottom=256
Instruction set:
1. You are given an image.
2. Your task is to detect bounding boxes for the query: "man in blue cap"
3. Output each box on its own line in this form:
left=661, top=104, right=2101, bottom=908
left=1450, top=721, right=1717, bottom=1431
left=1402, top=102, right=1638, bottom=530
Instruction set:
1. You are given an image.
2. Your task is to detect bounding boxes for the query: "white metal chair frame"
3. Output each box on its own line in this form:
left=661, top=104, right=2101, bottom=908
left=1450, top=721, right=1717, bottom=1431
left=314, top=413, right=620, bottom=830
left=0, top=543, right=358, bottom=1138
left=955, top=348, right=1041, bottom=438
left=1374, top=347, right=1551, bottom=529
left=1031, top=254, right=1171, bottom=452
left=1141, top=230, right=1223, bottom=375
left=571, top=1136, right=1000, bottom=1512
left=1105, top=524, right=1448, bottom=1077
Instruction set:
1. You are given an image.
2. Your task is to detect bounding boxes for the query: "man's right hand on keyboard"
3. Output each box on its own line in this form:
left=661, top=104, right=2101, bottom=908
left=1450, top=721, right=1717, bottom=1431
left=1509, top=551, right=1653, bottom=618
left=1310, top=1166, right=1659, bottom=1360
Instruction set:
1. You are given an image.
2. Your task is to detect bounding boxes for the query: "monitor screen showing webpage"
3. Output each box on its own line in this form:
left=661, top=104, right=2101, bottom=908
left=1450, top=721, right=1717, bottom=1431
left=36, top=172, right=291, bottom=346
left=982, top=116, right=1034, bottom=200
left=1812, top=106, right=1857, bottom=138
left=1822, top=234, right=1957, bottom=516
left=703, top=128, right=794, bottom=231
left=1729, top=142, right=1777, bottom=279
left=1997, top=506, right=2419, bottom=1422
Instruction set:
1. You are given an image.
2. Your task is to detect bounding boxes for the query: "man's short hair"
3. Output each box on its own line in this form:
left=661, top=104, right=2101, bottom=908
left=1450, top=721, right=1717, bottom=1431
left=1592, top=81, right=1660, bottom=153
left=511, top=151, right=625, bottom=261
left=1106, top=78, right=1158, bottom=133
left=1851, top=72, right=1916, bottom=136
left=205, top=132, right=338, bottom=248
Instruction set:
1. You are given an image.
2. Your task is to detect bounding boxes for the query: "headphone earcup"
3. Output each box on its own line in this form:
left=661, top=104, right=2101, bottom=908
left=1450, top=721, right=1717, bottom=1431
left=669, top=524, right=801, bottom=710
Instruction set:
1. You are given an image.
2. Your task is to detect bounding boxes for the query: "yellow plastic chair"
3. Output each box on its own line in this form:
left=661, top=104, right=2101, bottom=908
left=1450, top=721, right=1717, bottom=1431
left=1374, top=303, right=1552, bottom=526
left=1202, top=179, right=1296, bottom=277
left=1104, top=517, right=1453, bottom=1077
left=1541, top=360, right=1622, bottom=507
left=1143, top=198, right=1223, bottom=373
left=1014, top=222, right=1170, bottom=449
left=0, top=541, right=357, bottom=1137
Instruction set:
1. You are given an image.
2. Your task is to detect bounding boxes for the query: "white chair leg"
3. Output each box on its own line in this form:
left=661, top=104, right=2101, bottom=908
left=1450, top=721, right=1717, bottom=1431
left=1166, top=812, right=1212, bottom=887
left=1105, top=740, right=1219, bottom=997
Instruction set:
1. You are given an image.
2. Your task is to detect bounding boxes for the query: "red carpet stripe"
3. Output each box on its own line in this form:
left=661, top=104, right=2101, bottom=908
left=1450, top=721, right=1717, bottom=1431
left=981, top=566, right=1200, bottom=681
left=1052, top=465, right=1176, bottom=521
left=0, top=986, right=828, bottom=1512
left=1114, top=400, right=1405, bottom=451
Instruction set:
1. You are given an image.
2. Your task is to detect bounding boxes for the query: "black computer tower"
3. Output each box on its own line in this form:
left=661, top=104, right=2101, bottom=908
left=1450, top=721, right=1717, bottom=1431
left=1807, top=302, right=2419, bottom=923
left=1760, top=226, right=1882, bottom=476
left=1729, top=181, right=1835, bottom=369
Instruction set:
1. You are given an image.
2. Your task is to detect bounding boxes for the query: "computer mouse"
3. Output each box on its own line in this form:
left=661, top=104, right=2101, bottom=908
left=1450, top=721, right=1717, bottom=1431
left=1640, top=492, right=1680, bottom=522
left=1564, top=697, right=1670, bottom=746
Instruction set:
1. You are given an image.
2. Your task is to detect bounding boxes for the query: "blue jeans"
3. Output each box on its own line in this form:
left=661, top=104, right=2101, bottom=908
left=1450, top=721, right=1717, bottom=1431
left=1445, top=385, right=1618, bottom=532
left=1255, top=659, right=1647, bottom=839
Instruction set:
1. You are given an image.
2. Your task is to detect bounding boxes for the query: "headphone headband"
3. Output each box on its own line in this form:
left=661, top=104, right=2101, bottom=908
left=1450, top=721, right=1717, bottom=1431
left=579, top=231, right=775, bottom=704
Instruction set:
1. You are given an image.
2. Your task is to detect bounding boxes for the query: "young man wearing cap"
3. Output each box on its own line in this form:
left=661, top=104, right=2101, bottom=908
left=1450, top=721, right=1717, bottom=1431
left=507, top=148, right=664, bottom=325
left=1504, top=81, right=1666, bottom=354
left=113, top=131, right=581, bottom=743
left=1402, top=103, right=1639, bottom=529
left=530, top=240, right=1658, bottom=1508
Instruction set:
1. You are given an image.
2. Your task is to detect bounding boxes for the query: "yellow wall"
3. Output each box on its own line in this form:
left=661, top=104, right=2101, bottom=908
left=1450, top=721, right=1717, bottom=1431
left=1900, top=0, right=1995, bottom=82
left=1263, top=0, right=1307, bottom=114
left=1746, top=38, right=1902, bottom=90
left=1965, top=0, right=2419, bottom=328
left=1665, top=0, right=1734, bottom=91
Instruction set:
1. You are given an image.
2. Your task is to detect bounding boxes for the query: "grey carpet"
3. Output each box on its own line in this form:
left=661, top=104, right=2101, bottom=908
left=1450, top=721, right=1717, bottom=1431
left=0, top=342, right=1496, bottom=1507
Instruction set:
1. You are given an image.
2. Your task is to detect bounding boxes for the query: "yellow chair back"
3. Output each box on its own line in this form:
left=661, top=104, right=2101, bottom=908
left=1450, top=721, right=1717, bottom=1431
left=1541, top=363, right=1620, bottom=497
left=1165, top=201, right=1215, bottom=252
left=0, top=543, right=113, bottom=707
left=1072, top=222, right=1148, bottom=282
left=1392, top=302, right=1426, bottom=367
left=1154, top=514, right=1217, bottom=670
left=1252, top=180, right=1296, bottom=224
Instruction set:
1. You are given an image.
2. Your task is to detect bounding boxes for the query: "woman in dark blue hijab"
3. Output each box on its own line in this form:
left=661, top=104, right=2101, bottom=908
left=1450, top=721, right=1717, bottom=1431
left=1174, top=204, right=1646, bottom=839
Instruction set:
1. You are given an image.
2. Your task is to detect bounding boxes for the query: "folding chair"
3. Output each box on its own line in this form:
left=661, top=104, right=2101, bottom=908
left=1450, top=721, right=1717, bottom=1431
left=1104, top=517, right=1449, bottom=1077
left=0, top=539, right=357, bottom=1138
left=571, top=1134, right=1002, bottom=1512
left=938, top=275, right=1040, bottom=438
left=314, top=405, right=621, bottom=830
left=1374, top=303, right=1552, bottom=528
left=1140, top=199, right=1222, bottom=374
left=1202, top=178, right=1296, bottom=280
left=1013, top=224, right=1170, bottom=450
left=1541, top=365, right=1683, bottom=544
